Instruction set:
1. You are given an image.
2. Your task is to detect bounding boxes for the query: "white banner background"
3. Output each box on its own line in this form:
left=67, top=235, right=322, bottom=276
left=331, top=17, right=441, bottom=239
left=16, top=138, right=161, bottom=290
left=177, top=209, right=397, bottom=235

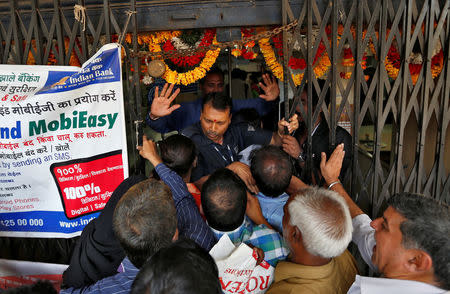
left=0, top=43, right=128, bottom=238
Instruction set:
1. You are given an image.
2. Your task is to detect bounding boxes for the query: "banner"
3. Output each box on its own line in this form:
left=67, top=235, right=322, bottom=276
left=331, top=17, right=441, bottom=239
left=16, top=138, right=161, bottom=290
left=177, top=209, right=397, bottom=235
left=0, top=43, right=128, bottom=238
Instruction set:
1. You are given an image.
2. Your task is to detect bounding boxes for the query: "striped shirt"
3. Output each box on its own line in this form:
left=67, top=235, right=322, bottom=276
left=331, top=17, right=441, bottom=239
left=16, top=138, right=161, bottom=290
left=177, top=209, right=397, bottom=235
left=61, top=257, right=138, bottom=294
left=155, top=163, right=216, bottom=251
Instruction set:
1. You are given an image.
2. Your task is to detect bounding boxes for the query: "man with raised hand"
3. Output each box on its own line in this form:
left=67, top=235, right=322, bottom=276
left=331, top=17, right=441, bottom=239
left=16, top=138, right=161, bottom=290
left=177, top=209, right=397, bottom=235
left=146, top=69, right=280, bottom=133
left=320, top=144, right=449, bottom=293
left=182, top=92, right=298, bottom=191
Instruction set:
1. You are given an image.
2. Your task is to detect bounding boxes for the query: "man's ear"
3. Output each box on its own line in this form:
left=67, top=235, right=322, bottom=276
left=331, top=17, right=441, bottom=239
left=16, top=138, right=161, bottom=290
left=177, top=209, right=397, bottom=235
left=405, top=249, right=433, bottom=272
left=193, top=156, right=198, bottom=168
left=292, top=226, right=303, bottom=244
left=172, top=228, right=179, bottom=242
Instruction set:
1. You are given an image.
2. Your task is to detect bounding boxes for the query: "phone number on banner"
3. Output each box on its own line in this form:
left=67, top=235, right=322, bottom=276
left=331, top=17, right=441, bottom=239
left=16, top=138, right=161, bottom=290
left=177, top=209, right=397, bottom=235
left=0, top=211, right=100, bottom=234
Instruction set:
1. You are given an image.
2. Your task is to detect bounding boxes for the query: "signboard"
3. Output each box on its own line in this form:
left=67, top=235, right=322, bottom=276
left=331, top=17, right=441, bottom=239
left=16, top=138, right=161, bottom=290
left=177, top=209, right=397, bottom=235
left=0, top=43, right=128, bottom=238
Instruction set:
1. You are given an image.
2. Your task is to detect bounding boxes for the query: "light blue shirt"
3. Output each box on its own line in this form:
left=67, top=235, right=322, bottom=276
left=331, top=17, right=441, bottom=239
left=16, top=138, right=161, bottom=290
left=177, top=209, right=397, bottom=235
left=256, top=192, right=289, bottom=233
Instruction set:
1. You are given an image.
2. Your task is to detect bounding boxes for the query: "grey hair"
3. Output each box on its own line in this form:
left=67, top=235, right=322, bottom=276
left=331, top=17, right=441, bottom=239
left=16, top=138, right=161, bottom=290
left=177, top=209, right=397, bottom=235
left=288, top=187, right=353, bottom=258
left=387, top=193, right=450, bottom=290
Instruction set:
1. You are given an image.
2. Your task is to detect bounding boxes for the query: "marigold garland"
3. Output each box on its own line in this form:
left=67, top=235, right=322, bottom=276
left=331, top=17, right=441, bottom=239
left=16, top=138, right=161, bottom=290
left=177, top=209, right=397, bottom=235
left=259, top=35, right=331, bottom=86
left=259, top=37, right=305, bottom=86
left=144, top=30, right=221, bottom=85
left=162, top=29, right=215, bottom=67
left=162, top=36, right=221, bottom=85
left=230, top=28, right=258, bottom=60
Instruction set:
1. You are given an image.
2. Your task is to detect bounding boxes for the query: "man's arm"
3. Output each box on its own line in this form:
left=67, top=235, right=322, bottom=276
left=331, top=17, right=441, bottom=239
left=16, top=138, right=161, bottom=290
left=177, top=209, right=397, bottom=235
left=286, top=175, right=308, bottom=195
left=320, top=144, right=376, bottom=270
left=232, top=74, right=279, bottom=116
left=246, top=192, right=273, bottom=229
left=319, top=143, right=364, bottom=218
left=138, top=136, right=215, bottom=250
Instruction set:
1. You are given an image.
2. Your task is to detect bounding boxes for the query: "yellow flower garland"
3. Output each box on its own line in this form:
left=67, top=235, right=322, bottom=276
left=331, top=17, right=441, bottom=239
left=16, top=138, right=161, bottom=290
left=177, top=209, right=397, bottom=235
left=141, top=31, right=221, bottom=85
left=162, top=37, right=221, bottom=85
left=258, top=37, right=330, bottom=86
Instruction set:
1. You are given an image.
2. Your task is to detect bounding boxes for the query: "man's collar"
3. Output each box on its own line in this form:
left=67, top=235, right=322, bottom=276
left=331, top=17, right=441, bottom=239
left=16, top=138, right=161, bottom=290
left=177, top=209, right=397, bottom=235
left=209, top=217, right=253, bottom=245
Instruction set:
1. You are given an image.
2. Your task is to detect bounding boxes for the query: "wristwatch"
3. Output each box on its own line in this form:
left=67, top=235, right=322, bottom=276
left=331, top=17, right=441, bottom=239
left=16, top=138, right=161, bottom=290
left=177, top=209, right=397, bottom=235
left=297, top=152, right=306, bottom=163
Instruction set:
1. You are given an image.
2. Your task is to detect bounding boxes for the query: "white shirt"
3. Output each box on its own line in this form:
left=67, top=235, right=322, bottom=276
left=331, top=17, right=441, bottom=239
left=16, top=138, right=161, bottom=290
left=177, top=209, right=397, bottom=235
left=348, top=214, right=448, bottom=294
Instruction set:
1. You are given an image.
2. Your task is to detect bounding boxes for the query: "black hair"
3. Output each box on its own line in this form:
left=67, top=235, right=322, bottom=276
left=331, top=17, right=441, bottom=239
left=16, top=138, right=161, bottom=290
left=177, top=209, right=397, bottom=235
left=113, top=179, right=177, bottom=268
left=232, top=108, right=261, bottom=129
left=201, top=92, right=232, bottom=112
left=199, top=67, right=224, bottom=85
left=250, top=146, right=293, bottom=197
left=201, top=168, right=247, bottom=231
left=387, top=193, right=450, bottom=290
left=159, top=134, right=196, bottom=177
left=130, top=238, right=221, bottom=294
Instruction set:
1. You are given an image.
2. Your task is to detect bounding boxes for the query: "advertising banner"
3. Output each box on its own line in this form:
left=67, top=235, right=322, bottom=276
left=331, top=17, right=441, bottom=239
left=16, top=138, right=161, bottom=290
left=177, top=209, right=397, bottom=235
left=0, top=43, right=128, bottom=238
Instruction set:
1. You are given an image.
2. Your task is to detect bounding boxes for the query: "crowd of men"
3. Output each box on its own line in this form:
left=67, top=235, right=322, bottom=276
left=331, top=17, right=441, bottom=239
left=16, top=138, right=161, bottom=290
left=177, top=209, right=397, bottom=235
left=49, top=69, right=449, bottom=294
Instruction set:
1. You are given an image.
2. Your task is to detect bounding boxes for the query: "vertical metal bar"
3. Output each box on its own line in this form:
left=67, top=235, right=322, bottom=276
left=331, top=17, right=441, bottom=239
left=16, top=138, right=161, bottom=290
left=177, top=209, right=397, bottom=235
left=396, top=0, right=413, bottom=194
left=282, top=0, right=289, bottom=121
left=435, top=1, right=450, bottom=201
left=228, top=47, right=232, bottom=99
left=416, top=0, right=433, bottom=193
left=373, top=0, right=388, bottom=214
left=104, top=0, right=111, bottom=43
left=130, top=0, right=143, bottom=174
left=54, top=0, right=64, bottom=65
left=31, top=0, right=43, bottom=65
left=78, top=0, right=88, bottom=64
left=430, top=0, right=449, bottom=199
left=306, top=0, right=314, bottom=176
left=330, top=0, right=338, bottom=149
left=351, top=0, right=363, bottom=197
left=10, top=0, right=22, bottom=64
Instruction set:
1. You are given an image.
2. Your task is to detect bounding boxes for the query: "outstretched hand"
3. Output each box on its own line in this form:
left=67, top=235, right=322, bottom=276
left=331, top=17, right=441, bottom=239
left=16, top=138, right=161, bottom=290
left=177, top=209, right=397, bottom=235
left=320, top=143, right=345, bottom=185
left=259, top=74, right=280, bottom=101
left=149, top=83, right=181, bottom=119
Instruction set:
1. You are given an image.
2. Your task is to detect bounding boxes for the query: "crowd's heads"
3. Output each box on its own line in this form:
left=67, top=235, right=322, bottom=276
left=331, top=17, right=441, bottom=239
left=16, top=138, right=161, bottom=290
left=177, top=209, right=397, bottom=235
left=283, top=187, right=352, bottom=258
left=113, top=179, right=177, bottom=268
left=130, top=238, right=221, bottom=294
left=371, top=193, right=449, bottom=289
left=250, top=146, right=292, bottom=197
left=201, top=168, right=247, bottom=231
left=159, top=134, right=197, bottom=178
left=199, top=67, right=225, bottom=95
left=200, top=92, right=232, bottom=143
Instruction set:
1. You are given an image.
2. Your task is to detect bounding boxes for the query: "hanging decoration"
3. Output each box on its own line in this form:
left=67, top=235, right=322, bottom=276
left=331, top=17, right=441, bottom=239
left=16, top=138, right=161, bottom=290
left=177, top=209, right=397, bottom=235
left=383, top=36, right=444, bottom=85
left=137, top=29, right=221, bottom=85
left=230, top=28, right=258, bottom=60
left=258, top=31, right=331, bottom=86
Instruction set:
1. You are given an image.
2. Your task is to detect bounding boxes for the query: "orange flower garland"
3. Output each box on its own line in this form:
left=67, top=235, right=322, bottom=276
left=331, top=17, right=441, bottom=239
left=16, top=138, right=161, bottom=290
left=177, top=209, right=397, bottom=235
left=162, top=36, right=221, bottom=85
left=258, top=36, right=331, bottom=86
left=145, top=30, right=221, bottom=85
